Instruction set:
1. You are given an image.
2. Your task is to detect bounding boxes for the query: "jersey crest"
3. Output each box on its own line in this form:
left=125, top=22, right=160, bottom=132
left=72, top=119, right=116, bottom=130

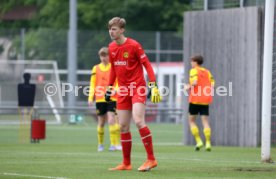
left=123, top=52, right=129, bottom=58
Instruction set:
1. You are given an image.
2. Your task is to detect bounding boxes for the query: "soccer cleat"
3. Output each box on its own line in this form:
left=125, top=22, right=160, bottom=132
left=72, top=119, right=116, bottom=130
left=138, top=160, right=158, bottom=172
left=205, top=142, right=211, bottom=152
left=98, top=144, right=104, bottom=152
left=115, top=145, right=122, bottom=151
left=109, top=146, right=116, bottom=151
left=195, top=141, right=204, bottom=151
left=109, top=163, right=132, bottom=171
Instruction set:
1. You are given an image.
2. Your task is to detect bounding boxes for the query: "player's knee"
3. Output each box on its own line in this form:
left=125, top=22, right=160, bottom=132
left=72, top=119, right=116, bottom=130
left=98, top=124, right=104, bottom=128
left=120, top=124, right=129, bottom=132
left=108, top=118, right=115, bottom=125
left=134, top=120, right=145, bottom=129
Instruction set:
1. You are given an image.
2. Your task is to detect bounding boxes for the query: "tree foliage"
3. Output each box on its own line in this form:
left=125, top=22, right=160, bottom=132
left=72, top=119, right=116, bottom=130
left=0, top=0, right=190, bottom=68
left=0, top=0, right=190, bottom=31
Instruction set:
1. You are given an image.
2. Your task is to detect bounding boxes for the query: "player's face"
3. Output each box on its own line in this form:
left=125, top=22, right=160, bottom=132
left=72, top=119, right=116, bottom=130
left=191, top=61, right=197, bottom=68
left=100, top=54, right=109, bottom=64
left=109, top=25, right=124, bottom=40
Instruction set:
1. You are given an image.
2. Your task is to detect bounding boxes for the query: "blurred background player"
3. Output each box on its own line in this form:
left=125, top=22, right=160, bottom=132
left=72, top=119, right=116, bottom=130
left=88, top=47, right=121, bottom=152
left=185, top=55, right=215, bottom=151
left=106, top=17, right=161, bottom=172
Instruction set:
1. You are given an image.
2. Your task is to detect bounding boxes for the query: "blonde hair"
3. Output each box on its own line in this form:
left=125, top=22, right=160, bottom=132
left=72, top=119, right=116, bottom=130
left=108, top=17, right=126, bottom=29
left=98, top=47, right=108, bottom=56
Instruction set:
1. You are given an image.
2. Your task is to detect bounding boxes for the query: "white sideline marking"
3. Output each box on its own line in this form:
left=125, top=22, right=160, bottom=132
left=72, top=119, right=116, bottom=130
left=2, top=172, right=69, bottom=179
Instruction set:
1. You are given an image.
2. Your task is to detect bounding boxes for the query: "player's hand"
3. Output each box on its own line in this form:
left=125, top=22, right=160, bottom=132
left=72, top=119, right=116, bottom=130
left=88, top=101, right=93, bottom=106
left=184, top=84, right=191, bottom=90
left=105, top=86, right=113, bottom=102
left=147, top=82, right=162, bottom=103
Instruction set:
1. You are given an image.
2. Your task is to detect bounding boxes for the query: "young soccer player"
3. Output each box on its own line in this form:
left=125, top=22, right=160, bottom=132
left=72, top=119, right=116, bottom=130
left=186, top=55, right=215, bottom=151
left=106, top=17, right=161, bottom=171
left=88, top=47, right=121, bottom=152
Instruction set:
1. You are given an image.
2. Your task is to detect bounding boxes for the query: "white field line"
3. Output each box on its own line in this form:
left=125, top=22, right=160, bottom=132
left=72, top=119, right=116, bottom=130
left=1, top=172, right=69, bottom=179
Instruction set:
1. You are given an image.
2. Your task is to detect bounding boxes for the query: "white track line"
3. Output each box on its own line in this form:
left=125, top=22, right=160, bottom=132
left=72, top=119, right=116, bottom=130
left=1, top=172, right=69, bottom=179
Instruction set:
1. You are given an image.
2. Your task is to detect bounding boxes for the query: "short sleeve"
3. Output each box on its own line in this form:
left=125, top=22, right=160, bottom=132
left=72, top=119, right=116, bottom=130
left=189, top=68, right=198, bottom=84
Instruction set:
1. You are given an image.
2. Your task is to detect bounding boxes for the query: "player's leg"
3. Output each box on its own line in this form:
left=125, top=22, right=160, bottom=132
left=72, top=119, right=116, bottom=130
left=107, top=101, right=121, bottom=151
left=132, top=102, right=157, bottom=171
left=199, top=104, right=211, bottom=151
left=114, top=113, right=122, bottom=150
left=189, top=103, right=203, bottom=151
left=107, top=111, right=116, bottom=151
left=201, top=114, right=211, bottom=151
left=97, top=115, right=107, bottom=151
left=96, top=102, right=107, bottom=152
left=108, top=94, right=132, bottom=170
left=107, top=101, right=121, bottom=150
left=109, top=109, right=132, bottom=170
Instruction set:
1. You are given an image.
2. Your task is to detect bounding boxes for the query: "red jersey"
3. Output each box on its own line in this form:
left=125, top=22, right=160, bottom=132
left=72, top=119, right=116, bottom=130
left=108, top=38, right=155, bottom=87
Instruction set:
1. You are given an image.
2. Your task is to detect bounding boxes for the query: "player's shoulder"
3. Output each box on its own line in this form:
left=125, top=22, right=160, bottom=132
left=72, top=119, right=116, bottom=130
left=190, top=68, right=197, bottom=73
left=108, top=41, right=117, bottom=48
left=94, top=63, right=101, bottom=68
left=90, top=66, right=96, bottom=74
left=91, top=63, right=100, bottom=72
left=127, top=38, right=139, bottom=44
left=126, top=38, right=141, bottom=47
left=201, top=67, right=211, bottom=73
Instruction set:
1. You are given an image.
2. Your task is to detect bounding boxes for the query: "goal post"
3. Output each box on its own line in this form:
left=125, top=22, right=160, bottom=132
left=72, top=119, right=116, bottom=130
left=261, top=0, right=275, bottom=163
left=0, top=60, right=64, bottom=124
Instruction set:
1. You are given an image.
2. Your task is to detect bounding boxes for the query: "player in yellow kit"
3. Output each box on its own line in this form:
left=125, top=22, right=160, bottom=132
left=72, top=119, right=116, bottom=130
left=186, top=55, right=215, bottom=151
left=88, top=47, right=121, bottom=152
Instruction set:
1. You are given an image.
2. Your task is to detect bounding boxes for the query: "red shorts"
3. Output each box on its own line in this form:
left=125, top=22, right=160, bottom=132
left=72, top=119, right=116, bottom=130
left=116, top=86, right=147, bottom=110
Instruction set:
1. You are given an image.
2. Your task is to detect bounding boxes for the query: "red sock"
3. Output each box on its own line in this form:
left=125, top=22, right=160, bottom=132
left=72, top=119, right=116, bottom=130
left=121, top=132, right=132, bottom=165
left=139, top=126, right=155, bottom=161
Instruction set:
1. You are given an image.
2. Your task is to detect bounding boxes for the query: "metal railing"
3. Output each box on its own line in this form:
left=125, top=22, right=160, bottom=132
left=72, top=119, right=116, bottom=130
left=191, top=0, right=265, bottom=10
left=0, top=29, right=183, bottom=70
left=0, top=106, right=184, bottom=124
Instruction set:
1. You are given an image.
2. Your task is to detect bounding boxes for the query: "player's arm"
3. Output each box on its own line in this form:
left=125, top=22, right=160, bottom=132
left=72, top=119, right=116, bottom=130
left=105, top=49, right=116, bottom=102
left=108, top=50, right=116, bottom=86
left=88, top=66, right=96, bottom=105
left=185, top=68, right=198, bottom=90
left=208, top=71, right=215, bottom=87
left=189, top=68, right=198, bottom=86
left=109, top=78, right=119, bottom=101
left=114, top=78, right=119, bottom=92
left=136, top=43, right=161, bottom=103
left=135, top=43, right=155, bottom=82
left=136, top=44, right=156, bottom=82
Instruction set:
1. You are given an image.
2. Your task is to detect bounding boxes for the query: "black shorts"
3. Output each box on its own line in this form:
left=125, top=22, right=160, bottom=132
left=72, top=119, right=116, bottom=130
left=189, top=103, right=209, bottom=116
left=96, top=101, right=116, bottom=116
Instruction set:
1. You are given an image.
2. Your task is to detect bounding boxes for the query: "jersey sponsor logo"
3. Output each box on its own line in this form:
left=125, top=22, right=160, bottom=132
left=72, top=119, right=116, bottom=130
left=114, top=60, right=127, bottom=66
left=140, top=54, right=146, bottom=59
left=111, top=52, right=116, bottom=58
left=123, top=52, right=129, bottom=58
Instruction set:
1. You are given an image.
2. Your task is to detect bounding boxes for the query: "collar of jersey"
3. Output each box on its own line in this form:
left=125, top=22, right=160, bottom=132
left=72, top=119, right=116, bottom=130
left=99, top=63, right=111, bottom=71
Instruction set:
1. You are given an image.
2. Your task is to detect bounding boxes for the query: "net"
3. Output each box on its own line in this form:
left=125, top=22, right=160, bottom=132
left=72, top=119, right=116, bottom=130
left=0, top=60, right=63, bottom=123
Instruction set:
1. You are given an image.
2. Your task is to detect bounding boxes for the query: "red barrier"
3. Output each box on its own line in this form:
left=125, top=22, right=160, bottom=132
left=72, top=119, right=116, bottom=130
left=31, top=119, right=46, bottom=140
